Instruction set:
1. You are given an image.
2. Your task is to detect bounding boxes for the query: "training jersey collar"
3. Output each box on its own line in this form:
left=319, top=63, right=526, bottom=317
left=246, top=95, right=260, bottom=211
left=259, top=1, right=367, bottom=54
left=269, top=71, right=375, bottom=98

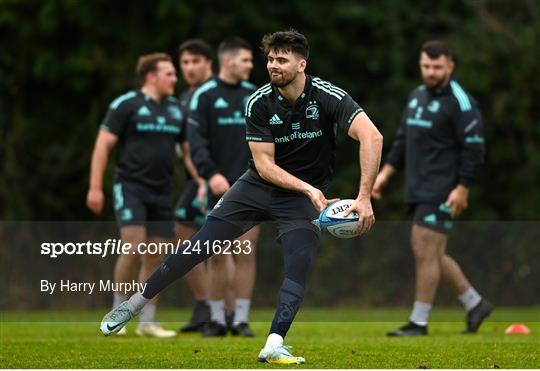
left=272, top=75, right=311, bottom=109
left=217, top=76, right=243, bottom=88
left=427, top=80, right=452, bottom=97
left=140, top=90, right=168, bottom=106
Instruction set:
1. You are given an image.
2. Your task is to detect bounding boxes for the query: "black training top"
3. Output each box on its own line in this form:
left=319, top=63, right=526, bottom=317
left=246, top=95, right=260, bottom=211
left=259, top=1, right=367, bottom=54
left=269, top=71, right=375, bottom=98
left=245, top=75, right=363, bottom=190
left=187, top=77, right=257, bottom=183
left=386, top=79, right=485, bottom=204
left=100, top=90, right=186, bottom=192
left=178, top=88, right=193, bottom=110
left=178, top=87, right=194, bottom=180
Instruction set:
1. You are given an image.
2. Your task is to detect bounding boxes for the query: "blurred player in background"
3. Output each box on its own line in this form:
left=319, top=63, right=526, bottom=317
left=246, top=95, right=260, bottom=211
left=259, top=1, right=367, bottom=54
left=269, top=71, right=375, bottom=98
left=173, top=39, right=214, bottom=333
left=372, top=40, right=492, bottom=336
left=186, top=37, right=259, bottom=337
left=87, top=53, right=201, bottom=337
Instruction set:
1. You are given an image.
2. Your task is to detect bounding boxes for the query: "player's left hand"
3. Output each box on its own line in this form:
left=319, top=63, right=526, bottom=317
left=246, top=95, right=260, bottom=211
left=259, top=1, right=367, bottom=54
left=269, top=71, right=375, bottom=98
left=344, top=196, right=375, bottom=235
left=444, top=185, right=469, bottom=218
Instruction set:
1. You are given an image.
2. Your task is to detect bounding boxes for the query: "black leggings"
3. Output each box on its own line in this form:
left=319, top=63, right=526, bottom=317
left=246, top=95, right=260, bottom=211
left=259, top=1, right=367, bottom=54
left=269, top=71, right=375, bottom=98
left=143, top=216, right=244, bottom=299
left=269, top=228, right=319, bottom=337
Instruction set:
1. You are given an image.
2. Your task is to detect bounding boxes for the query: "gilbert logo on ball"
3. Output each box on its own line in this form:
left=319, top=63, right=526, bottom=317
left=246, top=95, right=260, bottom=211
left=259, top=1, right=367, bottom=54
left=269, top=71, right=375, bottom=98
left=504, top=323, right=531, bottom=334
left=317, top=199, right=360, bottom=238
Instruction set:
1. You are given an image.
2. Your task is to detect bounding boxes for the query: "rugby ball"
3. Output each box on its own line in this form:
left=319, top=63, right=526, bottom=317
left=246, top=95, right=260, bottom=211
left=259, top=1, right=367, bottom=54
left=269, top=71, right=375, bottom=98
left=317, top=199, right=360, bottom=238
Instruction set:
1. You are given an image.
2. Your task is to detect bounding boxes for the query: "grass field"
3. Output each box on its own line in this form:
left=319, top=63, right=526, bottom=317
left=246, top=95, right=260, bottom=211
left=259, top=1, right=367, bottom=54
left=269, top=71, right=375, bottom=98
left=1, top=307, right=538, bottom=368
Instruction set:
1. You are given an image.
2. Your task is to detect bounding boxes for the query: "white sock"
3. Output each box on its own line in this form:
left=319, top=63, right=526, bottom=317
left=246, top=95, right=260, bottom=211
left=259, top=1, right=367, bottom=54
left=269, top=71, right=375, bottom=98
left=209, top=300, right=226, bottom=325
left=127, top=292, right=149, bottom=314
left=409, top=301, right=432, bottom=326
left=233, top=298, right=251, bottom=325
left=112, top=293, right=129, bottom=308
left=264, top=333, right=284, bottom=350
left=458, top=287, right=482, bottom=311
left=139, top=303, right=156, bottom=326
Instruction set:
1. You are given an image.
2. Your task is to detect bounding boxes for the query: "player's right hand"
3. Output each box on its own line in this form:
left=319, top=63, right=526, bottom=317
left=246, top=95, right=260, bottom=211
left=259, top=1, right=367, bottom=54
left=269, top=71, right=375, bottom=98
left=86, top=188, right=104, bottom=215
left=208, top=173, right=230, bottom=196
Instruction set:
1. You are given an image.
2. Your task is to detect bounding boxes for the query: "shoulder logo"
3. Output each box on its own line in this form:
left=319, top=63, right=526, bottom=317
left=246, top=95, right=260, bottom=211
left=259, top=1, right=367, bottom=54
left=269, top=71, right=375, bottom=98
left=214, top=97, right=229, bottom=108
left=306, top=101, right=319, bottom=120
left=427, top=100, right=440, bottom=113
left=408, top=98, right=418, bottom=109
left=137, top=105, right=151, bottom=116
left=269, top=114, right=283, bottom=125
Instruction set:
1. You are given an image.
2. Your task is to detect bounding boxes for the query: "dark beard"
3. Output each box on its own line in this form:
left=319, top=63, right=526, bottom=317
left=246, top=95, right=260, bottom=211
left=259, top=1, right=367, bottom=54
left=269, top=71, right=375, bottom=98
left=424, top=76, right=448, bottom=89
left=270, top=73, right=295, bottom=88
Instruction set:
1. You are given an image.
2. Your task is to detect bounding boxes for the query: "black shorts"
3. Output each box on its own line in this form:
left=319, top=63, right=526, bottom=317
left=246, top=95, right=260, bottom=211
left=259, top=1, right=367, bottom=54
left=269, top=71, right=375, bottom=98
left=174, top=180, right=220, bottom=227
left=209, top=170, right=320, bottom=238
left=408, top=203, right=454, bottom=234
left=112, top=181, right=174, bottom=238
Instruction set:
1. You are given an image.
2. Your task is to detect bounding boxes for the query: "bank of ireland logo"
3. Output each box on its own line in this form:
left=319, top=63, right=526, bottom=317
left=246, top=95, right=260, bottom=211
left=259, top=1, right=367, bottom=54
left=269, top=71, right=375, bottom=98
left=157, top=116, right=166, bottom=125
left=291, top=122, right=301, bottom=131
left=306, top=101, right=319, bottom=120
left=408, top=97, right=418, bottom=109
left=427, top=100, right=440, bottom=113
left=269, top=114, right=283, bottom=125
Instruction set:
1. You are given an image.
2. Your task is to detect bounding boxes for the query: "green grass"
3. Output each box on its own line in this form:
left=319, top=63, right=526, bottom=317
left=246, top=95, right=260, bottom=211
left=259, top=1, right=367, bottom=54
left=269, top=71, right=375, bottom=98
left=1, top=308, right=539, bottom=368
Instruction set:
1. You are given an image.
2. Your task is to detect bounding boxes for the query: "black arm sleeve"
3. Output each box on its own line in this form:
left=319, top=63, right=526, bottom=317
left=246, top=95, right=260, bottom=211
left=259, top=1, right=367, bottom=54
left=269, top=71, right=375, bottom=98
left=316, top=79, right=363, bottom=135
left=187, top=93, right=217, bottom=179
left=178, top=106, right=188, bottom=143
left=453, top=101, right=486, bottom=187
left=245, top=98, right=273, bottom=143
left=100, top=99, right=131, bottom=136
left=385, top=106, right=408, bottom=170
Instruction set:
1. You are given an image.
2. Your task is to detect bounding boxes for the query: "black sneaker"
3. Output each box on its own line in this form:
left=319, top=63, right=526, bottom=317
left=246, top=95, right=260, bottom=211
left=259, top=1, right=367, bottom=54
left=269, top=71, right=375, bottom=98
left=230, top=322, right=255, bottom=337
left=201, top=321, right=227, bottom=337
left=464, top=299, right=493, bottom=333
left=179, top=301, right=210, bottom=333
left=387, top=322, right=428, bottom=337
left=225, top=309, right=235, bottom=331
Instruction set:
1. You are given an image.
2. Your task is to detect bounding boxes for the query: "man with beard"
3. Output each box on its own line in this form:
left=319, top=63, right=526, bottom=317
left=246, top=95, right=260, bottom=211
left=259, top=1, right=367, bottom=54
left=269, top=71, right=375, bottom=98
left=372, top=41, right=492, bottom=336
left=100, top=30, right=383, bottom=364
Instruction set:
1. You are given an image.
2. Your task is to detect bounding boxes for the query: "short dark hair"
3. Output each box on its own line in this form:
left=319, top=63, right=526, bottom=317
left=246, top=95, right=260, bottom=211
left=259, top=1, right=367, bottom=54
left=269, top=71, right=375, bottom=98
left=260, top=29, right=309, bottom=60
left=217, top=37, right=252, bottom=57
left=136, top=53, right=172, bottom=86
left=178, top=39, right=213, bottom=60
left=421, top=40, right=453, bottom=60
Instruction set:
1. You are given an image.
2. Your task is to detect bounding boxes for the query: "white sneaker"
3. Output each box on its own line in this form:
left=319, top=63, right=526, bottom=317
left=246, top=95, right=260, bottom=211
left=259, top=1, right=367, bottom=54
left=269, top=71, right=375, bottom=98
left=100, top=301, right=137, bottom=336
left=136, top=324, right=176, bottom=338
left=258, top=344, right=305, bottom=364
